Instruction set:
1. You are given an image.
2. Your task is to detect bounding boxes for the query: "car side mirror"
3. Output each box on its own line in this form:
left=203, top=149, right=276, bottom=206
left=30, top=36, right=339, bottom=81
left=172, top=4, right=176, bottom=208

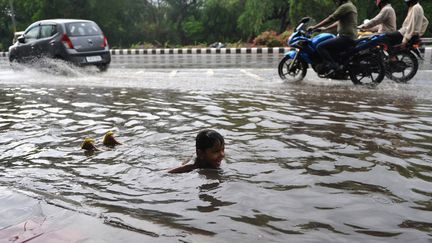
left=17, top=36, right=25, bottom=43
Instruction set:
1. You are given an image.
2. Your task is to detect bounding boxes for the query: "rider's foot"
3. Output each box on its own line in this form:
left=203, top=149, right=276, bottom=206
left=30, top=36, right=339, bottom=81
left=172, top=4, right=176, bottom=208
left=323, top=64, right=342, bottom=77
left=324, top=68, right=336, bottom=77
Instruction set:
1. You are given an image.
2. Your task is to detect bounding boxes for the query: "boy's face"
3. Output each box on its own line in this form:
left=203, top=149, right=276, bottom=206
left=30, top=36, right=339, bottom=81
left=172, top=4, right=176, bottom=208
left=198, top=142, right=225, bottom=168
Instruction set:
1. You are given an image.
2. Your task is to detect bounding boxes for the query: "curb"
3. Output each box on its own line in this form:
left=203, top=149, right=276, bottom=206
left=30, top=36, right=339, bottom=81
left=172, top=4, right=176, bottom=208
left=1, top=47, right=431, bottom=67
left=110, top=47, right=289, bottom=55
left=0, top=47, right=290, bottom=57
left=2, top=46, right=431, bottom=57
left=0, top=47, right=289, bottom=56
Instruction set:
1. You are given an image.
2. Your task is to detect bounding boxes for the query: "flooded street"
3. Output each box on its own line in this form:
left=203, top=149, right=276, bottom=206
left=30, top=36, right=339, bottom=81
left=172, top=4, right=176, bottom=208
left=0, top=57, right=432, bottom=242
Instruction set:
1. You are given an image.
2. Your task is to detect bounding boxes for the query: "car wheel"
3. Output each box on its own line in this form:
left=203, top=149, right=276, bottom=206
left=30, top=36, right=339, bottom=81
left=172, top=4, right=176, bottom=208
left=97, top=64, right=109, bottom=72
left=9, top=55, right=22, bottom=70
left=9, top=55, right=16, bottom=63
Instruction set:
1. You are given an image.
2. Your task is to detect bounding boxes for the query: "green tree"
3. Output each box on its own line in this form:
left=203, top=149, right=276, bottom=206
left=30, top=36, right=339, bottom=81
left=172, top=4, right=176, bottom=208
left=238, top=0, right=271, bottom=40
left=198, top=0, right=242, bottom=43
left=165, top=0, right=203, bottom=44
left=0, top=0, right=431, bottom=51
left=289, top=0, right=333, bottom=26
left=270, top=0, right=291, bottom=33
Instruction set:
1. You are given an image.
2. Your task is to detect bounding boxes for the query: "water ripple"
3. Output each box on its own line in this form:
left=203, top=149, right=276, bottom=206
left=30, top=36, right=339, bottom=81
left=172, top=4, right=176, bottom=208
left=0, top=83, right=431, bottom=242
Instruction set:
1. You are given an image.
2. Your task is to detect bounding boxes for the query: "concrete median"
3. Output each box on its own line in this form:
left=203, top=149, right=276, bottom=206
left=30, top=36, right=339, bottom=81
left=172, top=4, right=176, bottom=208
left=1, top=44, right=431, bottom=69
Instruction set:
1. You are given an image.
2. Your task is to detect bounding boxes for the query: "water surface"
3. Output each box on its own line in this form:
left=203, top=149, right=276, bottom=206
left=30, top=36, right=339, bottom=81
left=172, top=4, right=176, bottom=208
left=0, top=65, right=431, bottom=242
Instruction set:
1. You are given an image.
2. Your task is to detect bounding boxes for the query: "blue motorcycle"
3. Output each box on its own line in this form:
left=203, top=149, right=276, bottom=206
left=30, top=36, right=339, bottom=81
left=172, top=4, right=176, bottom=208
left=278, top=17, right=386, bottom=86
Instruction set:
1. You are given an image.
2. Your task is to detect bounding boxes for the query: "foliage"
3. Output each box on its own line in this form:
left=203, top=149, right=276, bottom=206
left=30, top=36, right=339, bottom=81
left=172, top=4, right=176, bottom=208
left=238, top=0, right=290, bottom=40
left=225, top=40, right=247, bottom=48
left=252, top=29, right=293, bottom=47
left=252, top=30, right=283, bottom=47
left=182, top=16, right=205, bottom=42
left=238, top=0, right=271, bottom=39
left=279, top=30, right=293, bottom=46
left=289, top=0, right=333, bottom=26
left=199, top=0, right=242, bottom=43
left=0, top=0, right=431, bottom=51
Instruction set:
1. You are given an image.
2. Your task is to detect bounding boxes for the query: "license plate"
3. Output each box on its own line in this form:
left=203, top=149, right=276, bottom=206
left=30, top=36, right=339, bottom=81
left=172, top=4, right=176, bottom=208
left=86, top=56, right=102, bottom=63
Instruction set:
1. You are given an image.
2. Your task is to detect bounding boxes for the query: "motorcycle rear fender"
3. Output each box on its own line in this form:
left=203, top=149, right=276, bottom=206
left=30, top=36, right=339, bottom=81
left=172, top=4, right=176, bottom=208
left=284, top=49, right=312, bottom=64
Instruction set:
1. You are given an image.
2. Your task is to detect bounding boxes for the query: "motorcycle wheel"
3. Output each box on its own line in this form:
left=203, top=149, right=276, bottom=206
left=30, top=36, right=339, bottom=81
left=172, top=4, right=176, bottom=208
left=385, top=50, right=418, bottom=83
left=278, top=55, right=307, bottom=82
left=349, top=54, right=385, bottom=86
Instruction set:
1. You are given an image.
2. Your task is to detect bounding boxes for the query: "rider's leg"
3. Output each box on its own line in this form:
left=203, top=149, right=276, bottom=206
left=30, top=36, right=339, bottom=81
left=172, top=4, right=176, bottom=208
left=385, top=31, right=403, bottom=61
left=385, top=31, right=403, bottom=46
left=316, top=36, right=354, bottom=71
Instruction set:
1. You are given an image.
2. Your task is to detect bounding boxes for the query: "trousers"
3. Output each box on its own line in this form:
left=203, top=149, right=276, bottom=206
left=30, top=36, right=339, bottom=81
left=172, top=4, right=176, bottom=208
left=316, top=36, right=355, bottom=68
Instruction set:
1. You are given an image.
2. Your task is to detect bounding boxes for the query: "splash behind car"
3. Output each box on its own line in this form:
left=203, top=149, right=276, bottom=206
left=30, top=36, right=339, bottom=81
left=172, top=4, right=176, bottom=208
left=8, top=19, right=111, bottom=71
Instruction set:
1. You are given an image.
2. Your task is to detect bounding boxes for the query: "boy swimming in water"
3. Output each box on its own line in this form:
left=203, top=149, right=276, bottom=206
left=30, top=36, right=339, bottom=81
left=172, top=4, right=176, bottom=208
left=168, top=129, right=225, bottom=173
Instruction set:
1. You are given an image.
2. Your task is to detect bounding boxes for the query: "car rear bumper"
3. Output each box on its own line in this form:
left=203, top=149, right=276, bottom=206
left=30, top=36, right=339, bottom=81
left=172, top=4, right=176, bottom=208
left=64, top=50, right=111, bottom=66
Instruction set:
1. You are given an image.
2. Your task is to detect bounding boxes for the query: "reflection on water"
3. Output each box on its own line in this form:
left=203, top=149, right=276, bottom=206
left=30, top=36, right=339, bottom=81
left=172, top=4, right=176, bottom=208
left=0, top=70, right=432, bottom=242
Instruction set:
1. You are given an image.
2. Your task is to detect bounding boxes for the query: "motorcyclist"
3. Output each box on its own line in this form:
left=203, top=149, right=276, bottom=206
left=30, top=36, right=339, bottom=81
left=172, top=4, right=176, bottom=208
left=308, top=0, right=358, bottom=76
left=386, top=0, right=429, bottom=47
left=358, top=0, right=396, bottom=33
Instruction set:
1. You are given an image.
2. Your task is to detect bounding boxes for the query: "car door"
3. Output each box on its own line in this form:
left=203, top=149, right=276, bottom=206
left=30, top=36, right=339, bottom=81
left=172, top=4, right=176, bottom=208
left=34, top=24, right=59, bottom=58
left=18, top=25, right=40, bottom=61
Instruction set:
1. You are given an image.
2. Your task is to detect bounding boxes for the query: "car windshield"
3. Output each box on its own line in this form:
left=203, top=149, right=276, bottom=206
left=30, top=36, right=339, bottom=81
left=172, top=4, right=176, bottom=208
left=66, top=22, right=102, bottom=37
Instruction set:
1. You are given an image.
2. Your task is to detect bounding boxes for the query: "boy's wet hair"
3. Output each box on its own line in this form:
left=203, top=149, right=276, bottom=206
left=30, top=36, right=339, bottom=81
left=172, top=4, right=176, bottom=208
left=196, top=129, right=224, bottom=151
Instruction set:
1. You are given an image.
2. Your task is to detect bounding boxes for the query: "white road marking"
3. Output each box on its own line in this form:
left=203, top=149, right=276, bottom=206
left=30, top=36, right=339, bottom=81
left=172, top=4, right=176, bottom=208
left=169, top=70, right=177, bottom=77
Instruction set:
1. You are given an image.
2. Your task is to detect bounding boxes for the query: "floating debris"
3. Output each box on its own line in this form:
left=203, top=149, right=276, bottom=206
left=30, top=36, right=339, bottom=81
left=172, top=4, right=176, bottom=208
left=102, top=131, right=122, bottom=147
left=80, top=138, right=99, bottom=151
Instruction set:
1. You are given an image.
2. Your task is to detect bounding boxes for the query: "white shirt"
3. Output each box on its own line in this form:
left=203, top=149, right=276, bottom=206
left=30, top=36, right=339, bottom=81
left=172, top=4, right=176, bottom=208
left=361, top=4, right=396, bottom=33
left=399, top=3, right=429, bottom=43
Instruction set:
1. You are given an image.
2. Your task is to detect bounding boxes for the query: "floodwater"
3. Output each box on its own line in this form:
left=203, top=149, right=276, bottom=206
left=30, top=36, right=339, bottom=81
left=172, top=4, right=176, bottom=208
left=0, top=57, right=432, bottom=243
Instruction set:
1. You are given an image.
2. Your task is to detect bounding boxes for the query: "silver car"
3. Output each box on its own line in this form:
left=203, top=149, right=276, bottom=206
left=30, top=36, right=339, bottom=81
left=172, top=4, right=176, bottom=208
left=8, top=19, right=111, bottom=71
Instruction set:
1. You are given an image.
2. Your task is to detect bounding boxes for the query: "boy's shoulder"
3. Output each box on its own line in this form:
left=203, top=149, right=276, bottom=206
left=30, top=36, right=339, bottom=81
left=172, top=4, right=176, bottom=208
left=168, top=163, right=197, bottom=174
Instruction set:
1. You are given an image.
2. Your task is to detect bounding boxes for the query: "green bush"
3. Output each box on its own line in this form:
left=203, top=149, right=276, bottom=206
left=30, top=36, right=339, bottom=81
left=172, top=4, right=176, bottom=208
left=279, top=30, right=293, bottom=46
left=253, top=30, right=294, bottom=47
left=130, top=42, right=156, bottom=49
left=253, top=30, right=283, bottom=47
left=226, top=40, right=248, bottom=48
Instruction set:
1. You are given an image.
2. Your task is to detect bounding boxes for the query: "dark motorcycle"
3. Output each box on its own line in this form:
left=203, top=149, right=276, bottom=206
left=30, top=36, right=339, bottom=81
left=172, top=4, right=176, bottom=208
left=279, top=17, right=386, bottom=86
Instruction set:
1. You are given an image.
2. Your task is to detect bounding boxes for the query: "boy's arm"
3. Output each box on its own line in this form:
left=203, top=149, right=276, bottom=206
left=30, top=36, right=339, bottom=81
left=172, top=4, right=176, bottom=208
left=324, top=22, right=338, bottom=31
left=360, top=8, right=386, bottom=30
left=168, top=164, right=196, bottom=173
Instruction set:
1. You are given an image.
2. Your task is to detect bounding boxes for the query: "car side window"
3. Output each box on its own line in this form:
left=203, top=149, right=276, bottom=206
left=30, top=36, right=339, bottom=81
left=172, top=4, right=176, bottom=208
left=40, top=25, right=57, bottom=39
left=24, top=26, right=40, bottom=43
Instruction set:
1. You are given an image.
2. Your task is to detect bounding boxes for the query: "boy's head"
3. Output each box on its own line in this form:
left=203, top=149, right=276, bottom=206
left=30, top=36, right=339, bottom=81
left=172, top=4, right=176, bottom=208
left=195, top=129, right=225, bottom=168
